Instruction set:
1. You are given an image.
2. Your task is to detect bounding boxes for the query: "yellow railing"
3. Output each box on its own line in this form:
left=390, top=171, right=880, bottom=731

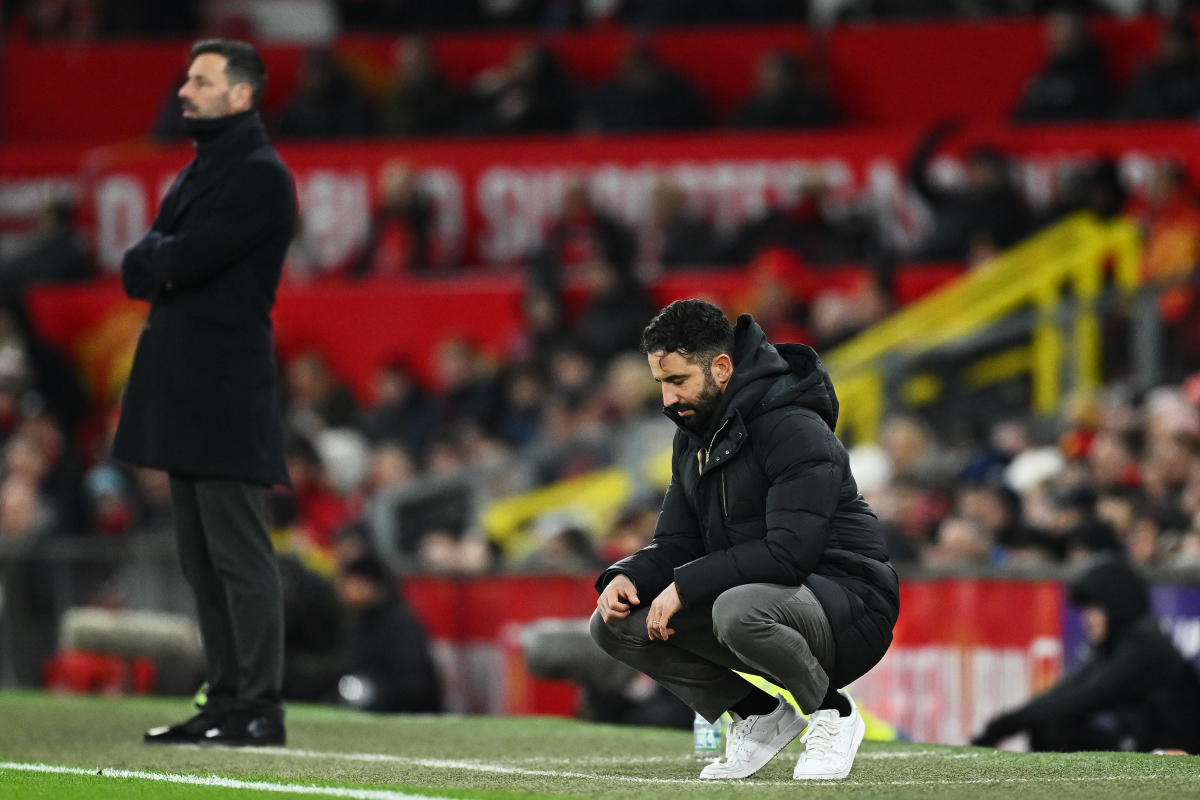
left=826, top=213, right=1143, bottom=444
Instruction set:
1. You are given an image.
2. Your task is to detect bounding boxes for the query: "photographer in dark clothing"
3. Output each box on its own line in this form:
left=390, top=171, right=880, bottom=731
left=335, top=553, right=442, bottom=714
left=973, top=557, right=1200, bottom=753
left=115, top=39, right=296, bottom=747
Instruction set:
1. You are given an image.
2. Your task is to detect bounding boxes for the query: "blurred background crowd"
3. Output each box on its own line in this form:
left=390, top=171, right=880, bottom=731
left=2, top=0, right=1200, bottom=729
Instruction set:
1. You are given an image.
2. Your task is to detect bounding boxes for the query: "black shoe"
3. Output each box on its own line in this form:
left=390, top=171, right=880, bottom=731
left=199, top=708, right=286, bottom=747
left=144, top=707, right=227, bottom=745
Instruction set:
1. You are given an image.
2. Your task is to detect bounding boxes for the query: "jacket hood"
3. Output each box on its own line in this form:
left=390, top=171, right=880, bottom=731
left=1068, top=555, right=1151, bottom=649
left=668, top=314, right=839, bottom=442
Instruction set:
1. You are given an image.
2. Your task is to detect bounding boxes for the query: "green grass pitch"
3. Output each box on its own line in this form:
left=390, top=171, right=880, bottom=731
left=1, top=691, right=1199, bottom=800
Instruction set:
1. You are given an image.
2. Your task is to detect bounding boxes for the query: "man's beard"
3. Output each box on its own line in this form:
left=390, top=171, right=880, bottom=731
left=669, top=372, right=723, bottom=432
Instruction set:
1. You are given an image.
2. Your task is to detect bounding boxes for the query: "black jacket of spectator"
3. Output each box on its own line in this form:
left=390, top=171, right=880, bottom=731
left=276, top=52, right=372, bottom=139
left=378, top=72, right=458, bottom=137
left=462, top=47, right=577, bottom=135
left=597, top=316, right=899, bottom=688
left=909, top=129, right=1031, bottom=261
left=1013, top=40, right=1113, bottom=123
left=733, top=87, right=836, bottom=129
left=1117, top=55, right=1200, bottom=120
left=974, top=557, right=1200, bottom=753
left=0, top=291, right=88, bottom=434
left=344, top=588, right=442, bottom=713
left=362, top=386, right=439, bottom=452
left=574, top=273, right=657, bottom=366
left=584, top=51, right=710, bottom=132
left=114, top=111, right=295, bottom=487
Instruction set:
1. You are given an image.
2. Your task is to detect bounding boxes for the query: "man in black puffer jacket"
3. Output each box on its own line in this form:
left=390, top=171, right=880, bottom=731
left=590, top=300, right=898, bottom=781
left=974, top=556, right=1200, bottom=753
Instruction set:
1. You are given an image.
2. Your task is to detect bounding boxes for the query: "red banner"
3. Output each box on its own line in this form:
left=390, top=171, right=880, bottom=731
left=851, top=579, right=1063, bottom=745
left=55, top=122, right=1200, bottom=277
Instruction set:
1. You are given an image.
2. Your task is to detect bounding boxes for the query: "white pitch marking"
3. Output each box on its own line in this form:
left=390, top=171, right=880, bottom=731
left=0, top=757, right=1190, bottom=791
left=0, top=761, right=458, bottom=799
left=195, top=746, right=1185, bottom=789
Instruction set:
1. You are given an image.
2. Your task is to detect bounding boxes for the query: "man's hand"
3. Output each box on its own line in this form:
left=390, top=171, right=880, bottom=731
left=971, top=713, right=1020, bottom=748
left=597, top=574, right=640, bottom=623
left=647, top=583, right=683, bottom=641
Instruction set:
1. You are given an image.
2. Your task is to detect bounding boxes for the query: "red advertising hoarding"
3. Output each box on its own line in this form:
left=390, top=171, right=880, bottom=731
left=401, top=575, right=1066, bottom=745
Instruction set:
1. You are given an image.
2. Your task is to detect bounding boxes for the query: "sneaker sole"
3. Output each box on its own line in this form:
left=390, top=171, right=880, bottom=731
left=793, top=713, right=866, bottom=780
left=699, top=714, right=808, bottom=780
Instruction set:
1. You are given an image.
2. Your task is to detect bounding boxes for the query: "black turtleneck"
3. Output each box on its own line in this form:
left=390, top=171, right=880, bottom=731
left=184, top=110, right=264, bottom=172
left=184, top=108, right=255, bottom=144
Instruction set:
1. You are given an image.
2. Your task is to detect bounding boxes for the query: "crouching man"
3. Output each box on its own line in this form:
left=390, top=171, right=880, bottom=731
left=590, top=300, right=899, bottom=780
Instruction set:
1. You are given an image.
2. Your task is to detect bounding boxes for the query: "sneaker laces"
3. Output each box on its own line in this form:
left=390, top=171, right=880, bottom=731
left=722, top=717, right=757, bottom=762
left=799, top=715, right=839, bottom=760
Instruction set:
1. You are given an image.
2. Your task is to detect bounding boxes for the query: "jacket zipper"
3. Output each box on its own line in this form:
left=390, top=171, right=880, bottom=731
left=701, top=419, right=731, bottom=471
left=721, top=471, right=728, bottom=517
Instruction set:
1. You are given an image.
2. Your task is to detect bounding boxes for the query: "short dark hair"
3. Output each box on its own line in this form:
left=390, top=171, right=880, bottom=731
left=191, top=38, right=267, bottom=109
left=641, top=299, right=734, bottom=367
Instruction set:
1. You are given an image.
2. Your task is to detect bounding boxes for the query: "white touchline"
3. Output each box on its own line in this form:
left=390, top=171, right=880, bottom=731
left=0, top=761, right=457, bottom=800
left=167, top=747, right=1182, bottom=789
left=1, top=756, right=1188, bottom=792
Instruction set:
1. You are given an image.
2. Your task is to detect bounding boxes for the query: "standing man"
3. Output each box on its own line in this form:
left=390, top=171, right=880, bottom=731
left=591, top=300, right=899, bottom=780
left=114, top=39, right=296, bottom=747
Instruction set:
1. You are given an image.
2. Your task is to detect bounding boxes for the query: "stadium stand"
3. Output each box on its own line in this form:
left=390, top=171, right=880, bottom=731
left=1, top=10, right=1200, bottom=754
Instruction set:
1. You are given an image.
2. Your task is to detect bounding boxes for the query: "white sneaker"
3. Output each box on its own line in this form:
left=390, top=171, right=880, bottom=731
left=699, top=695, right=807, bottom=780
left=793, top=690, right=865, bottom=780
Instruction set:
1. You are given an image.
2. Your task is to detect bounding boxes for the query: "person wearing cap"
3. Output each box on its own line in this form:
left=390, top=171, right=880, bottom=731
left=973, top=556, right=1200, bottom=753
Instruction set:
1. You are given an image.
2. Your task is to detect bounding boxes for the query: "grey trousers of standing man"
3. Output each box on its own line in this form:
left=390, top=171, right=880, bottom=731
left=170, top=475, right=283, bottom=715
left=590, top=582, right=834, bottom=722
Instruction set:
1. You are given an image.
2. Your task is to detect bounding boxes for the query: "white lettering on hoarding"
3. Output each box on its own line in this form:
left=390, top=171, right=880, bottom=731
left=850, top=638, right=1063, bottom=746
left=293, top=169, right=371, bottom=274
left=0, top=177, right=77, bottom=221
left=95, top=174, right=148, bottom=273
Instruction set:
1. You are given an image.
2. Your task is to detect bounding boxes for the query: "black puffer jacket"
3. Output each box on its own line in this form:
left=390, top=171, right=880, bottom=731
left=597, top=315, right=899, bottom=688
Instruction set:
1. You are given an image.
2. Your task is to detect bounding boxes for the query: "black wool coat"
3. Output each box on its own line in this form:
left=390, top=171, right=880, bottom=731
left=113, top=111, right=295, bottom=487
left=597, top=315, right=899, bottom=689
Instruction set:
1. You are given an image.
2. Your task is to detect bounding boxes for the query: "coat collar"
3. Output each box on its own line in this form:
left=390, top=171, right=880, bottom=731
left=166, top=112, right=269, bottom=228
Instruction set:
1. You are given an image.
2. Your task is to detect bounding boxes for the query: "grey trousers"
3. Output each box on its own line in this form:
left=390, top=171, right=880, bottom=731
left=590, top=583, right=834, bottom=722
left=170, top=475, right=283, bottom=714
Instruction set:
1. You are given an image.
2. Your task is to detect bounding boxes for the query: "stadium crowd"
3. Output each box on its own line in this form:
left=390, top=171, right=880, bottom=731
left=143, top=11, right=1200, bottom=140
left=7, top=0, right=1199, bottom=37
left=2, top=4, right=1200, bottom=731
